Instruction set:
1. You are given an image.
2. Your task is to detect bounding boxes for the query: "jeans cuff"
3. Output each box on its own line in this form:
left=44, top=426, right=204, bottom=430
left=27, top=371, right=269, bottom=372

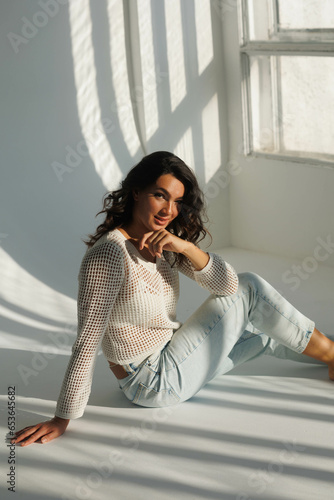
left=299, top=319, right=315, bottom=353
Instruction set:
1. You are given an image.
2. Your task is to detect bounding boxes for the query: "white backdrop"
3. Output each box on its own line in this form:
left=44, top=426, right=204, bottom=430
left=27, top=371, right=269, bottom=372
left=0, top=0, right=231, bottom=355
left=2, top=4, right=334, bottom=499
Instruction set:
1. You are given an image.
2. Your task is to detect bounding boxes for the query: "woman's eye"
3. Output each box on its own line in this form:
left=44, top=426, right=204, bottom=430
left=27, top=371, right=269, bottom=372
left=154, top=193, right=182, bottom=205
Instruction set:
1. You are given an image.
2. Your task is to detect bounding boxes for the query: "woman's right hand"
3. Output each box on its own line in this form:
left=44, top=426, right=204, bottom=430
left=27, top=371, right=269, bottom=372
left=10, top=416, right=70, bottom=447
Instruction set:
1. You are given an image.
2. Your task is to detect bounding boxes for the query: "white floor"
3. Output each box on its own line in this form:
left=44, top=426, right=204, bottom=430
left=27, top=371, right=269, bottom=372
left=1, top=247, right=334, bottom=500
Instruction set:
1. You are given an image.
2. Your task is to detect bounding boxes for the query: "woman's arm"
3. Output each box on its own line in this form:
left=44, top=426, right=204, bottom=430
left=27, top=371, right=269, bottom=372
left=180, top=241, right=210, bottom=271
left=13, top=241, right=125, bottom=445
left=141, top=229, right=239, bottom=296
left=54, top=242, right=125, bottom=420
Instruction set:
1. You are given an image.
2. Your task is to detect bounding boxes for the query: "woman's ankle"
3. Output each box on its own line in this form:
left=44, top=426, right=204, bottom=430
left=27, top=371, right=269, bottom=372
left=302, top=327, right=334, bottom=365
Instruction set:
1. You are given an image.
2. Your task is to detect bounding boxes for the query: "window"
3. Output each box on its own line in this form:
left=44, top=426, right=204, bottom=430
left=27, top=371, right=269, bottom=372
left=238, top=0, right=334, bottom=166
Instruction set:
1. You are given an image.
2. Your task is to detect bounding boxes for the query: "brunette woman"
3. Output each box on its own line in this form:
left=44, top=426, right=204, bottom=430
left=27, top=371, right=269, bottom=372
left=12, top=151, right=334, bottom=446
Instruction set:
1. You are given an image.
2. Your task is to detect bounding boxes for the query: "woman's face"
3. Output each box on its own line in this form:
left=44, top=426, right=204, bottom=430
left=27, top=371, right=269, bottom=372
left=131, top=174, right=185, bottom=233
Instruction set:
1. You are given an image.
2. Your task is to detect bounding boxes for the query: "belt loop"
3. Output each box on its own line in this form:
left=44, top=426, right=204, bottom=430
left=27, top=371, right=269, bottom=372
left=124, top=363, right=135, bottom=375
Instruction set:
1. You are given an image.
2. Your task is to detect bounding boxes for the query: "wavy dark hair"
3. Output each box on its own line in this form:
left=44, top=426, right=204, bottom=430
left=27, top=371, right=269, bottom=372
left=83, top=151, right=212, bottom=266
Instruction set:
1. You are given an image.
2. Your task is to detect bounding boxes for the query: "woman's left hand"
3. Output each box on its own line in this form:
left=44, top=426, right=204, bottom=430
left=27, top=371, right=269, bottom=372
left=139, top=230, right=188, bottom=258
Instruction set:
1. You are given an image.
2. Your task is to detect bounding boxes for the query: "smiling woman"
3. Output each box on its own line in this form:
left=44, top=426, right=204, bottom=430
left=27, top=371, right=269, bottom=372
left=11, top=151, right=334, bottom=447
left=84, top=151, right=210, bottom=267
left=121, top=174, right=185, bottom=236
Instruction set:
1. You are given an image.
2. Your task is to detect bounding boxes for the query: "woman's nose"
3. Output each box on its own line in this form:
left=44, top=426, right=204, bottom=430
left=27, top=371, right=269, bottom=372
left=161, top=201, right=173, bottom=214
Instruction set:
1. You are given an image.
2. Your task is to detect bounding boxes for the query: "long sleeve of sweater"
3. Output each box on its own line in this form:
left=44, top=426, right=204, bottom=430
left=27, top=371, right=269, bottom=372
left=165, top=250, right=239, bottom=296
left=55, top=242, right=125, bottom=419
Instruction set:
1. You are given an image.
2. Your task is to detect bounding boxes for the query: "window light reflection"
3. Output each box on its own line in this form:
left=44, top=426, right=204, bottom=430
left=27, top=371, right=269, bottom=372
left=165, top=0, right=187, bottom=112
left=194, top=0, right=214, bottom=75
left=68, top=0, right=122, bottom=189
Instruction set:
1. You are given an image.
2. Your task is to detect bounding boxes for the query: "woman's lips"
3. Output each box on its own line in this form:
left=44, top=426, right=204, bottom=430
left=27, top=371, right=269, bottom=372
left=154, top=216, right=169, bottom=225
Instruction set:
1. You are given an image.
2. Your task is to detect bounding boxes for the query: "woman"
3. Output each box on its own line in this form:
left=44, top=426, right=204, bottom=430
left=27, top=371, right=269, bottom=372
left=11, top=151, right=334, bottom=446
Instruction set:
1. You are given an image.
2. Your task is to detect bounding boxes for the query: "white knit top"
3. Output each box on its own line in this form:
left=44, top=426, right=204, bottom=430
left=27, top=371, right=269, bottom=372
left=55, top=228, right=239, bottom=419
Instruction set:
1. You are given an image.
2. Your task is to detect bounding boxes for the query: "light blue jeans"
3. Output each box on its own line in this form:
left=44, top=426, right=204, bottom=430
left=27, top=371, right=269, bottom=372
left=117, top=272, right=324, bottom=407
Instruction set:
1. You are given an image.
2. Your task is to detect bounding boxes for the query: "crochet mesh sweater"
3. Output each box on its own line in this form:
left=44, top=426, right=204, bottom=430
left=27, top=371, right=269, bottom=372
left=55, top=228, right=239, bottom=419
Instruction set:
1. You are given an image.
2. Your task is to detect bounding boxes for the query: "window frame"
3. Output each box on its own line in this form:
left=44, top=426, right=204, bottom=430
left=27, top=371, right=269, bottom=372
left=238, top=0, right=334, bottom=168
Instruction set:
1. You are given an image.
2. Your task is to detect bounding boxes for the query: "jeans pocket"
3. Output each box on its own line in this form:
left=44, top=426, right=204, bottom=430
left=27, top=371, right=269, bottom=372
left=118, top=372, right=133, bottom=389
left=145, top=349, right=164, bottom=371
left=117, top=361, right=141, bottom=390
left=132, top=382, right=181, bottom=408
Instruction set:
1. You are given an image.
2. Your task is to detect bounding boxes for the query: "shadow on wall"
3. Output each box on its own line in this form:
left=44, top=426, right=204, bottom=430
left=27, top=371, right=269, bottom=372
left=2, top=0, right=229, bottom=304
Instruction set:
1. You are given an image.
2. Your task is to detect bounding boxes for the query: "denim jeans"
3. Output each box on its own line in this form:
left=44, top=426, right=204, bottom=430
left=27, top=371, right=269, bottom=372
left=117, top=272, right=322, bottom=408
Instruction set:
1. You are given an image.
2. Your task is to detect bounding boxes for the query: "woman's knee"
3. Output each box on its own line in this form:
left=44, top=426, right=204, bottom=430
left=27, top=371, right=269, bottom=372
left=237, top=271, right=264, bottom=289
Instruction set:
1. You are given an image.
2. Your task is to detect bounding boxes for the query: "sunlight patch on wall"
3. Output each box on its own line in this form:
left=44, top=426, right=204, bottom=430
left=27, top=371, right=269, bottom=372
left=194, top=0, right=214, bottom=75
left=202, top=93, right=221, bottom=183
left=68, top=0, right=122, bottom=190
left=174, top=127, right=195, bottom=170
left=107, top=0, right=142, bottom=157
left=0, top=248, right=76, bottom=353
left=137, top=0, right=159, bottom=141
left=0, top=305, right=67, bottom=333
left=165, top=0, right=187, bottom=112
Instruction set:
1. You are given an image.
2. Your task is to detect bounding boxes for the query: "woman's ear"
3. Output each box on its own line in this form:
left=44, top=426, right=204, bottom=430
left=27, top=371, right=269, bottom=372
left=132, top=188, right=139, bottom=201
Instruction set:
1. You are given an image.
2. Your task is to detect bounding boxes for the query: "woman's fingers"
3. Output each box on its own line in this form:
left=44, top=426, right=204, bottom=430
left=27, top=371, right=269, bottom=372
left=147, top=232, right=168, bottom=256
left=12, top=425, right=34, bottom=436
left=141, top=230, right=185, bottom=256
left=20, top=428, right=51, bottom=447
left=138, top=231, right=154, bottom=250
left=11, top=425, right=43, bottom=445
left=11, top=419, right=68, bottom=446
left=12, top=420, right=48, bottom=437
left=38, top=430, right=59, bottom=444
left=12, top=426, right=38, bottom=441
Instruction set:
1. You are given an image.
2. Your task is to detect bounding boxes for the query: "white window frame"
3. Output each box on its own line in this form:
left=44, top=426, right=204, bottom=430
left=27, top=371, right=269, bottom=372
left=238, top=0, right=334, bottom=168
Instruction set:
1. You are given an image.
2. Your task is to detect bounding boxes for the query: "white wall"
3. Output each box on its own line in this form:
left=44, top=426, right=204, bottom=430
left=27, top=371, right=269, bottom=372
left=0, top=0, right=231, bottom=314
left=221, top=4, right=334, bottom=268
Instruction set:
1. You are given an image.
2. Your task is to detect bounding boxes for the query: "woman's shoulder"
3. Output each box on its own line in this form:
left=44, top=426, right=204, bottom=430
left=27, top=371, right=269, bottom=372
left=82, top=229, right=127, bottom=263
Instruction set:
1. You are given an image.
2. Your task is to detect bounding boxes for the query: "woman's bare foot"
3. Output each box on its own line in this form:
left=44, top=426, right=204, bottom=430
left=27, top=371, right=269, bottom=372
left=302, top=327, right=334, bottom=381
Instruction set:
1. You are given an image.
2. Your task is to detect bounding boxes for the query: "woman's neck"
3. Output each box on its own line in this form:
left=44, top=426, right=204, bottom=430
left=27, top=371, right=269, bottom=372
left=117, top=226, right=156, bottom=263
left=118, top=223, right=149, bottom=242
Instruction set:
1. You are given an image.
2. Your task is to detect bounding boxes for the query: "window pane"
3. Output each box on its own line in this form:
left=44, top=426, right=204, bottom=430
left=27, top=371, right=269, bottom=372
left=280, top=56, right=334, bottom=157
left=278, top=0, right=334, bottom=30
left=249, top=55, right=334, bottom=160
left=249, top=56, right=276, bottom=151
left=245, top=0, right=334, bottom=41
left=247, top=0, right=271, bottom=41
